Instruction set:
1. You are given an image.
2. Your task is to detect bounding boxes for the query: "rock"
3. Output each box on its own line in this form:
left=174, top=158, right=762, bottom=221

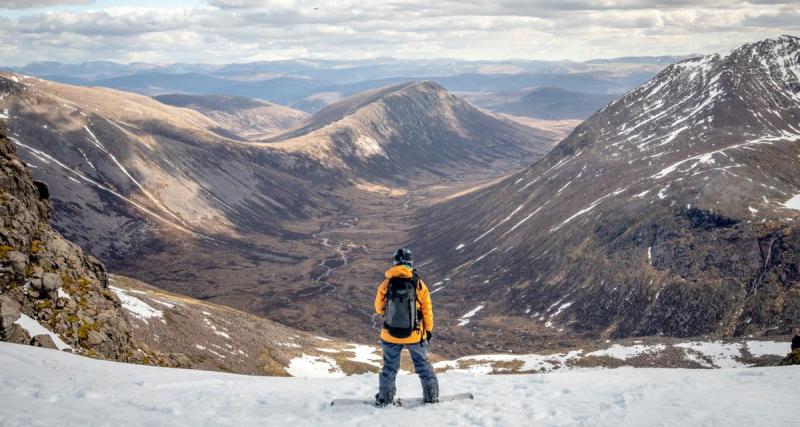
left=41, top=272, right=62, bottom=292
left=169, top=353, right=192, bottom=368
left=28, top=277, right=43, bottom=291
left=779, top=349, right=800, bottom=366
left=86, top=330, right=108, bottom=346
left=0, top=295, right=22, bottom=330
left=31, top=334, right=57, bottom=349
left=3, top=324, right=30, bottom=344
left=792, top=335, right=799, bottom=351
left=30, top=265, right=44, bottom=279
left=4, top=250, right=27, bottom=275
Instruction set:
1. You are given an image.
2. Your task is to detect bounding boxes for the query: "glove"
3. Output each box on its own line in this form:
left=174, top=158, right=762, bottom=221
left=425, top=331, right=432, bottom=342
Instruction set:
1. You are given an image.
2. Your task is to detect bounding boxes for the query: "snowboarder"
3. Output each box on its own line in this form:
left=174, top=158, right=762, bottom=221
left=373, top=248, right=438, bottom=406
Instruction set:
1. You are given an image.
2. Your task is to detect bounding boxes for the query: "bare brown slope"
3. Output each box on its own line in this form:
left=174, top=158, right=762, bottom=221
left=264, top=81, right=556, bottom=182
left=0, top=72, right=332, bottom=261
left=153, top=93, right=309, bottom=139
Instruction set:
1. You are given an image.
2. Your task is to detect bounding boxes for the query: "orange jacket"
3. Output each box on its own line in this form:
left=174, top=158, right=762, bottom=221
left=374, top=265, right=433, bottom=344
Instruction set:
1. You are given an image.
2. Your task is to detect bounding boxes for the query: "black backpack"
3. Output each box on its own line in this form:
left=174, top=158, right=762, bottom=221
left=383, top=272, right=421, bottom=338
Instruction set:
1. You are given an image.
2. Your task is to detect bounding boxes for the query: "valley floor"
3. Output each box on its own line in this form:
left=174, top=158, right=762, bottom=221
left=0, top=342, right=796, bottom=427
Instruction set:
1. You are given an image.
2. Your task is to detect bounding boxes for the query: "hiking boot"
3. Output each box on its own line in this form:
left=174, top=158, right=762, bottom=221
left=422, top=382, right=439, bottom=404
left=375, top=393, right=393, bottom=407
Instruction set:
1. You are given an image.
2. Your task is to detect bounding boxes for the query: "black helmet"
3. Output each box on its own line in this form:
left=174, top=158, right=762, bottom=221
left=393, top=248, right=413, bottom=266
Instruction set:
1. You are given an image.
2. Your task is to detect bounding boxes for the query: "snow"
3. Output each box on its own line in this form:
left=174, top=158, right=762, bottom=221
left=782, top=194, right=800, bottom=210
left=746, top=341, right=791, bottom=358
left=472, top=204, right=525, bottom=243
left=285, top=354, right=345, bottom=378
left=0, top=343, right=797, bottom=426
left=545, top=302, right=573, bottom=328
left=587, top=344, right=666, bottom=360
left=346, top=344, right=382, bottom=368
left=13, top=314, right=71, bottom=351
left=457, top=304, right=485, bottom=326
left=109, top=286, right=165, bottom=325
left=278, top=342, right=301, bottom=348
left=202, top=316, right=230, bottom=339
left=647, top=246, right=652, bottom=263
left=435, top=350, right=584, bottom=374
left=56, top=288, right=71, bottom=300
left=150, top=299, right=175, bottom=309
left=551, top=188, right=626, bottom=232
left=674, top=341, right=746, bottom=369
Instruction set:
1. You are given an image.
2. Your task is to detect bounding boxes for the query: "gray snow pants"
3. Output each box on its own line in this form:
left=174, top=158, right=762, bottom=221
left=377, top=340, right=439, bottom=402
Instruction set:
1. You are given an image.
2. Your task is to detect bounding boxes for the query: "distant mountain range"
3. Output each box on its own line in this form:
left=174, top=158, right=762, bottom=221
left=3, top=56, right=693, bottom=119
left=468, top=87, right=617, bottom=120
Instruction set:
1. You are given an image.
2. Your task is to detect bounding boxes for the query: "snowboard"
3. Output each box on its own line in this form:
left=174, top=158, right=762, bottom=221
left=397, top=392, right=474, bottom=407
left=331, top=392, right=473, bottom=407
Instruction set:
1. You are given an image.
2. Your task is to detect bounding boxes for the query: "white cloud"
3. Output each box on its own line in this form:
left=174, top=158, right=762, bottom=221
left=0, top=1, right=797, bottom=65
left=0, top=0, right=91, bottom=9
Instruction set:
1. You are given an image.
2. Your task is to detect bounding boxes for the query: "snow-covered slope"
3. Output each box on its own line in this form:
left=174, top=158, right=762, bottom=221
left=1, top=342, right=797, bottom=426
left=413, top=36, right=800, bottom=351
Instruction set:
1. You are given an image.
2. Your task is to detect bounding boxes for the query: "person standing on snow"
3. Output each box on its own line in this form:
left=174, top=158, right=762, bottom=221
left=374, top=248, right=438, bottom=406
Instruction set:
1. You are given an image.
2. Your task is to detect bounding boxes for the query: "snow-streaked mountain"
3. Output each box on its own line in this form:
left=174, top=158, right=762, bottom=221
left=412, top=36, right=800, bottom=351
left=1, top=342, right=797, bottom=426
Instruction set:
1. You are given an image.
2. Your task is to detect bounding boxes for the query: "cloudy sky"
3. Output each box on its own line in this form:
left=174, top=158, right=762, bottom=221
left=0, top=0, right=798, bottom=65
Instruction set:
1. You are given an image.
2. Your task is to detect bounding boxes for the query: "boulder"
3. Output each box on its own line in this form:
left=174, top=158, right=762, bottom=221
left=3, top=324, right=30, bottom=344
left=4, top=250, right=27, bottom=275
left=86, top=330, right=108, bottom=346
left=0, top=296, right=29, bottom=344
left=0, top=295, right=21, bottom=329
left=31, top=334, right=57, bottom=350
left=41, top=272, right=62, bottom=292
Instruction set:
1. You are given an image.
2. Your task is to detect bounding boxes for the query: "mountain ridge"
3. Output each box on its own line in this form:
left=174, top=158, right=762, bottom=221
left=409, top=35, right=800, bottom=352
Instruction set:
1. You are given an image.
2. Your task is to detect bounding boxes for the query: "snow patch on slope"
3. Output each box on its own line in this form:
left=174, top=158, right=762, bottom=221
left=782, top=194, right=800, bottom=210
left=109, top=286, right=165, bottom=325
left=285, top=354, right=345, bottom=378
left=457, top=304, right=485, bottom=326
left=587, top=344, right=666, bottom=360
left=13, top=314, right=71, bottom=351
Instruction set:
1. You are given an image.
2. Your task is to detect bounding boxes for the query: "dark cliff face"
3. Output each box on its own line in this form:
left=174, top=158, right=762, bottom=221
left=0, top=124, right=186, bottom=365
left=412, top=36, right=800, bottom=345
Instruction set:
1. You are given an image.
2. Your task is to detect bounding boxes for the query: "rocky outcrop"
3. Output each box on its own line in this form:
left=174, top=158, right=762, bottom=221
left=0, top=124, right=186, bottom=366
